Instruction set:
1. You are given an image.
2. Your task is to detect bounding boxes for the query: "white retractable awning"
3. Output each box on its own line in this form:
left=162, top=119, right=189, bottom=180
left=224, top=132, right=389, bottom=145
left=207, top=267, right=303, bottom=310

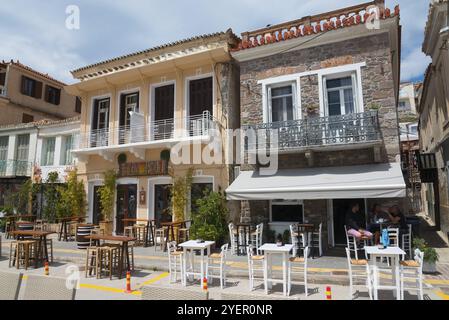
left=226, top=163, right=406, bottom=201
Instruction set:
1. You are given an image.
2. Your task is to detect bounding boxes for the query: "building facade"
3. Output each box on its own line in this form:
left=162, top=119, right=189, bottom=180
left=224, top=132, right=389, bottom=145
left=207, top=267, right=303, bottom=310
left=0, top=60, right=81, bottom=126
left=0, top=117, right=80, bottom=210
left=227, top=0, right=405, bottom=248
left=66, top=31, right=240, bottom=232
left=418, top=0, right=449, bottom=241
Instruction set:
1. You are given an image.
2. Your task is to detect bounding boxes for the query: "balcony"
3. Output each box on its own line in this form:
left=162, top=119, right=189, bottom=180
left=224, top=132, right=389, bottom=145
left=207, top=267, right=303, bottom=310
left=243, top=111, right=381, bottom=153
left=74, top=112, right=215, bottom=160
left=0, top=160, right=33, bottom=177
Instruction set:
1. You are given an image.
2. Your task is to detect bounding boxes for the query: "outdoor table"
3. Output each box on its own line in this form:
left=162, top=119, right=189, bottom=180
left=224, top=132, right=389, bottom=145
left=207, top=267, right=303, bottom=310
left=258, top=243, right=294, bottom=296
left=179, top=240, right=215, bottom=287
left=235, top=223, right=255, bottom=256
left=365, top=246, right=406, bottom=300
left=296, top=224, right=315, bottom=258
left=122, top=218, right=155, bottom=247
left=85, top=234, right=136, bottom=279
left=10, top=230, right=56, bottom=268
left=57, top=216, right=86, bottom=242
left=160, top=221, right=190, bottom=250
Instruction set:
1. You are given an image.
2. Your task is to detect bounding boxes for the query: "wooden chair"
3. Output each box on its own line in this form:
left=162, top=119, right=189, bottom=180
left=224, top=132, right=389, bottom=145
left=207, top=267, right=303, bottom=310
left=288, top=247, right=309, bottom=296
left=97, top=245, right=120, bottom=280
left=250, top=223, right=263, bottom=254
left=167, top=241, right=184, bottom=284
left=308, top=223, right=323, bottom=257
left=402, top=224, right=413, bottom=259
left=207, top=244, right=229, bottom=289
left=247, top=244, right=265, bottom=291
left=10, top=240, right=37, bottom=270
left=0, top=271, right=23, bottom=300
left=345, top=247, right=373, bottom=300
left=228, top=223, right=239, bottom=255
left=155, top=226, right=167, bottom=251
left=400, top=249, right=424, bottom=300
left=344, top=225, right=370, bottom=260
left=23, top=274, right=77, bottom=300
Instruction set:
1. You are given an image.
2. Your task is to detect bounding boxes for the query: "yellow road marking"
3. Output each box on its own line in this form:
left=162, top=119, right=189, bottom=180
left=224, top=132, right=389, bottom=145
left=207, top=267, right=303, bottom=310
left=80, top=283, right=142, bottom=296
left=435, top=290, right=449, bottom=300
left=425, top=279, right=449, bottom=286
left=136, top=272, right=170, bottom=289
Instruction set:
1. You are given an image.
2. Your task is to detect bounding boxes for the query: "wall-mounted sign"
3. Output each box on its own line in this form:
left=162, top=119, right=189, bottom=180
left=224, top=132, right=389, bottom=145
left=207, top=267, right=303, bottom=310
left=139, top=190, right=146, bottom=206
left=118, top=160, right=168, bottom=177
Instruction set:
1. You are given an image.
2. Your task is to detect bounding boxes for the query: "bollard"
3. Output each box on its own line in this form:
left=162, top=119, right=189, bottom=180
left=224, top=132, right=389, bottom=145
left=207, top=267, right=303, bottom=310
left=124, top=271, right=133, bottom=294
left=202, top=277, right=208, bottom=291
left=44, top=261, right=49, bottom=276
left=326, top=286, right=332, bottom=300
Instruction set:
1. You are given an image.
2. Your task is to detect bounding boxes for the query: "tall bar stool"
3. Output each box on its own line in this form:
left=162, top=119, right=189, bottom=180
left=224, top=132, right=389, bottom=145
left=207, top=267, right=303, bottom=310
left=247, top=244, right=265, bottom=291
left=11, top=240, right=37, bottom=270
left=155, top=226, right=167, bottom=251
left=134, top=224, right=147, bottom=246
left=97, top=245, right=120, bottom=280
left=177, top=222, right=190, bottom=244
left=85, top=229, right=101, bottom=278
left=250, top=223, right=263, bottom=254
left=168, top=241, right=184, bottom=284
left=124, top=226, right=134, bottom=238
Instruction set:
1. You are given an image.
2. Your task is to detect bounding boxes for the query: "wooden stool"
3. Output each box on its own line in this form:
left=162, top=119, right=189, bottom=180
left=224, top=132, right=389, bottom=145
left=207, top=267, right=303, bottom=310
left=97, top=246, right=120, bottom=280
left=12, top=240, right=37, bottom=270
left=134, top=225, right=147, bottom=246
left=155, top=227, right=167, bottom=251
left=177, top=228, right=189, bottom=243
left=124, top=226, right=134, bottom=238
left=85, top=246, right=99, bottom=278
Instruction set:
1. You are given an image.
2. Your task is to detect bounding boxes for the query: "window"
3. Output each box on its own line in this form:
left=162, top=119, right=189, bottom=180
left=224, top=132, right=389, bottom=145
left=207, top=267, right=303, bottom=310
left=268, top=83, right=296, bottom=122
left=154, top=84, right=175, bottom=121
left=0, top=136, right=8, bottom=175
left=45, top=85, right=61, bottom=105
left=22, top=113, right=34, bottom=123
left=15, top=134, right=30, bottom=162
left=120, top=93, right=139, bottom=128
left=62, top=135, right=74, bottom=165
left=41, top=137, right=56, bottom=166
left=324, top=75, right=357, bottom=116
left=0, top=72, right=5, bottom=86
left=271, top=200, right=304, bottom=223
left=398, top=101, right=407, bottom=110
left=91, top=98, right=110, bottom=147
left=75, top=97, right=82, bottom=113
left=189, top=77, right=213, bottom=117
left=20, top=76, right=42, bottom=99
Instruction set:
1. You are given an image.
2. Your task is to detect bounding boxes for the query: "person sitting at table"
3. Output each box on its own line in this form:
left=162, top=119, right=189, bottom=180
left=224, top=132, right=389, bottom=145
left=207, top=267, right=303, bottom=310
left=345, top=202, right=373, bottom=240
left=368, top=204, right=391, bottom=244
left=389, top=205, right=408, bottom=231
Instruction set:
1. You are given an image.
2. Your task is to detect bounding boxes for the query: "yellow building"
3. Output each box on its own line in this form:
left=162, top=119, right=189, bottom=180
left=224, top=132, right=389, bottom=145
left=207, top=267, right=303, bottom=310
left=65, top=30, right=240, bottom=233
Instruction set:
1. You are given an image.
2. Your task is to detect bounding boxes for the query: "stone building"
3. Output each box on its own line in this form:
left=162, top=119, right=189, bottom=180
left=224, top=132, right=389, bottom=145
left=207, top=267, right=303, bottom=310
left=417, top=0, right=449, bottom=242
left=227, top=0, right=405, bottom=249
left=0, top=60, right=80, bottom=126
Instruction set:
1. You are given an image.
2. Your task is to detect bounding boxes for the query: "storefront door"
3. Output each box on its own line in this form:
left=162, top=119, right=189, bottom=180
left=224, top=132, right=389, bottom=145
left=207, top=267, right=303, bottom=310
left=154, top=184, right=172, bottom=227
left=116, top=184, right=137, bottom=234
left=332, top=199, right=366, bottom=246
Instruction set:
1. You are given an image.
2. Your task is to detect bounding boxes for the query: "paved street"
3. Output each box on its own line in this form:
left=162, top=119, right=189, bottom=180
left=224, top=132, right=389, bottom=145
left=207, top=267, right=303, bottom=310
left=1, top=232, right=448, bottom=300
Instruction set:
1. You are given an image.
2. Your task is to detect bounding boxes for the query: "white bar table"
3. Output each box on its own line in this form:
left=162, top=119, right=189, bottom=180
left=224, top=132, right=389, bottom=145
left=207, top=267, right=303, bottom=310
left=179, top=240, right=215, bottom=287
left=365, top=246, right=406, bottom=300
left=259, top=243, right=294, bottom=296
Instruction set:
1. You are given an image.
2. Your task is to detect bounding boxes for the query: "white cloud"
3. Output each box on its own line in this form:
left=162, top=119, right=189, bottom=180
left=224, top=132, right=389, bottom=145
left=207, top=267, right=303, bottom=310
left=401, top=47, right=432, bottom=82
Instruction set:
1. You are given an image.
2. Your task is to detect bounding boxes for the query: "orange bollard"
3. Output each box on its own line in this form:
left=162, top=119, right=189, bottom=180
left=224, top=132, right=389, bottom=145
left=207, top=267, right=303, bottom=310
left=44, top=261, right=49, bottom=276
left=326, top=286, right=332, bottom=300
left=124, top=271, right=133, bottom=294
left=202, top=277, right=208, bottom=291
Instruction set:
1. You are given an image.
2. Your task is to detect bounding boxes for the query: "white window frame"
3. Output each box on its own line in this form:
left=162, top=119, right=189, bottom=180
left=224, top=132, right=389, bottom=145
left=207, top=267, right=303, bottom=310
left=267, top=82, right=299, bottom=123
left=62, top=135, right=74, bottom=165
left=269, top=199, right=305, bottom=224
left=41, top=137, right=56, bottom=167
left=323, top=73, right=358, bottom=117
left=15, top=134, right=30, bottom=162
left=89, top=94, right=111, bottom=132
left=184, top=73, right=216, bottom=120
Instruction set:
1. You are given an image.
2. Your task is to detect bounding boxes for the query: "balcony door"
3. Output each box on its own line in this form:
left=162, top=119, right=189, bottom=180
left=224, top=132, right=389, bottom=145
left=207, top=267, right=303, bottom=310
left=15, top=134, right=30, bottom=176
left=153, top=84, right=175, bottom=140
left=0, top=136, right=8, bottom=176
left=92, top=98, right=110, bottom=147
left=188, top=77, right=213, bottom=136
left=324, top=75, right=356, bottom=117
left=119, top=92, right=139, bottom=144
left=116, top=184, right=137, bottom=234
left=268, top=83, right=296, bottom=123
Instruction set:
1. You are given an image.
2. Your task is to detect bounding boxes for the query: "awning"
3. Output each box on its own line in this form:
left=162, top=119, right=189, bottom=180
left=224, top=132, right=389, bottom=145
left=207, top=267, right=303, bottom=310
left=226, top=163, right=406, bottom=200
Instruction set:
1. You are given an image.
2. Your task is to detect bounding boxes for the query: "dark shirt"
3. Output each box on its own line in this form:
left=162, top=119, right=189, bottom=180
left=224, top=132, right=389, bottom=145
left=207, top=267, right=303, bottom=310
left=391, top=211, right=407, bottom=230
left=345, top=210, right=366, bottom=231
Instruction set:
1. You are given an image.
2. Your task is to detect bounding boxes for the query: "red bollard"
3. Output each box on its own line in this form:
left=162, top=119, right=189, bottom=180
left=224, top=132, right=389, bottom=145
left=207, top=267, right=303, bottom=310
left=202, top=277, right=208, bottom=291
left=124, top=271, right=133, bottom=294
left=44, top=261, right=49, bottom=276
left=326, top=286, right=332, bottom=300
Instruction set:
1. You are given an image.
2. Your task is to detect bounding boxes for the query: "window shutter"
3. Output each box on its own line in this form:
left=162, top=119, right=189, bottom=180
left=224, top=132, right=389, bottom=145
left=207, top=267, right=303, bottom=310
left=120, top=94, right=126, bottom=127
left=44, top=85, right=50, bottom=102
left=34, top=81, right=43, bottom=99
left=351, top=73, right=358, bottom=112
left=267, top=86, right=273, bottom=123
left=20, top=76, right=27, bottom=94
left=92, top=100, right=99, bottom=130
left=55, top=88, right=61, bottom=105
left=322, top=76, right=328, bottom=117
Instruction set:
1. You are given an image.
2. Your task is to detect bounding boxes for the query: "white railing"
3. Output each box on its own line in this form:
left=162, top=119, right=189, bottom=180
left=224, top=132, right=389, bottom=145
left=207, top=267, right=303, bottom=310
left=76, top=111, right=214, bottom=149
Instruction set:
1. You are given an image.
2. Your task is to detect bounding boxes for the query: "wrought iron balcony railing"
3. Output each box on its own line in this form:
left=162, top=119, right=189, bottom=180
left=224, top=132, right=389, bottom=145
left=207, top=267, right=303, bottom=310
left=76, top=111, right=214, bottom=149
left=0, top=160, right=33, bottom=177
left=243, top=111, right=381, bottom=152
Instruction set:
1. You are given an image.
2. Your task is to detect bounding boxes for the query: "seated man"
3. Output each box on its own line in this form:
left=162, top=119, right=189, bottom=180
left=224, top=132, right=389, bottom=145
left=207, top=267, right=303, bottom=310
left=368, top=204, right=391, bottom=244
left=345, top=202, right=373, bottom=240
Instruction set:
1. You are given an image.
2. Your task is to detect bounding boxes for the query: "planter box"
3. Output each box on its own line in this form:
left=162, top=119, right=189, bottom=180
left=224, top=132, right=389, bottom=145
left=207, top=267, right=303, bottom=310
left=423, top=261, right=438, bottom=274
left=100, top=221, right=113, bottom=236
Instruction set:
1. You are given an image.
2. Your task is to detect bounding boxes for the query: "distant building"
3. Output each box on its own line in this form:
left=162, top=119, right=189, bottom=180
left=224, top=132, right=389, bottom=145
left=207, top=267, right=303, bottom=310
left=0, top=60, right=81, bottom=126
left=398, top=82, right=422, bottom=116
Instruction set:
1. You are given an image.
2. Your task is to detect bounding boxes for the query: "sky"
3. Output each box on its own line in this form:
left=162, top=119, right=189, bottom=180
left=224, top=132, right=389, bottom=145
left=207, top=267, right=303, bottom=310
left=0, top=0, right=432, bottom=84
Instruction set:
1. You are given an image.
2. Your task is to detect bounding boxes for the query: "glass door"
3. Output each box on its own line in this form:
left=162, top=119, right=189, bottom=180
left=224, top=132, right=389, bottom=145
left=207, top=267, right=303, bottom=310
left=154, top=184, right=173, bottom=228
left=115, top=184, right=137, bottom=234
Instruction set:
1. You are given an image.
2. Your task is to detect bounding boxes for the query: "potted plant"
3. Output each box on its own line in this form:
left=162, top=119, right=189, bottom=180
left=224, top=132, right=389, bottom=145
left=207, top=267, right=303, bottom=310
left=276, top=234, right=284, bottom=247
left=97, top=170, right=117, bottom=235
left=413, top=238, right=439, bottom=274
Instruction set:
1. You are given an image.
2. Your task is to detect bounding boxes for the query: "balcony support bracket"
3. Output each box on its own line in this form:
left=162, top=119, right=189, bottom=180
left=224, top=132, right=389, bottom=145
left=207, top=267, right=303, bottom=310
left=130, top=148, right=146, bottom=161
left=305, top=150, right=314, bottom=167
left=99, top=151, right=114, bottom=162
